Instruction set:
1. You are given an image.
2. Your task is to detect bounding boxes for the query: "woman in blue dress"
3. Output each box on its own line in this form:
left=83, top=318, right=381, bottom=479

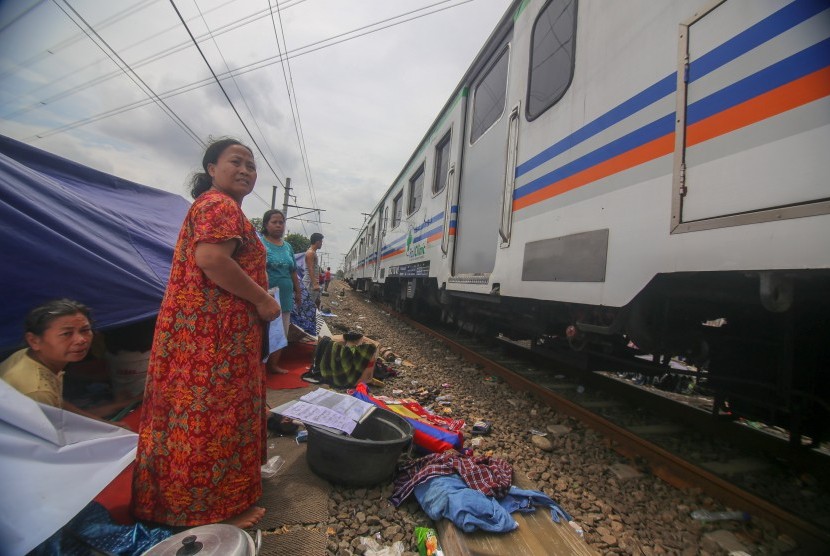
left=260, top=209, right=301, bottom=373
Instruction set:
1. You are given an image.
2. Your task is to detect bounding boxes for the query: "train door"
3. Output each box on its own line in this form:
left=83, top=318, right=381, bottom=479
left=672, top=0, right=830, bottom=233
left=453, top=33, right=512, bottom=276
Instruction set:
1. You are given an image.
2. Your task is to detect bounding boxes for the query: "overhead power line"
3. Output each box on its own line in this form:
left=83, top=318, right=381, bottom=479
left=1, top=0, right=309, bottom=119
left=168, top=0, right=285, bottom=190
left=268, top=0, right=319, bottom=227
left=0, top=0, right=156, bottom=80
left=10, top=0, right=475, bottom=137
left=0, top=0, right=47, bottom=34
left=193, top=0, right=288, bottom=184
left=50, top=0, right=204, bottom=147
left=50, top=0, right=273, bottom=211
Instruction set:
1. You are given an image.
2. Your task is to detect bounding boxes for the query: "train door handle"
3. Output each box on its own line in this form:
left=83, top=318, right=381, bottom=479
left=499, top=103, right=520, bottom=245
left=441, top=164, right=456, bottom=255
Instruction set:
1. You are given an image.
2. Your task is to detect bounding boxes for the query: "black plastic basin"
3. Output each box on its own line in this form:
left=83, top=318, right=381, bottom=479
left=306, top=407, right=413, bottom=486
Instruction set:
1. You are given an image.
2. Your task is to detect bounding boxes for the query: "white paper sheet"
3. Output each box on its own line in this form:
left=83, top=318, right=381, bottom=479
left=263, top=287, right=287, bottom=359
left=299, top=389, right=375, bottom=423
left=275, top=400, right=357, bottom=435
left=0, top=379, right=138, bottom=556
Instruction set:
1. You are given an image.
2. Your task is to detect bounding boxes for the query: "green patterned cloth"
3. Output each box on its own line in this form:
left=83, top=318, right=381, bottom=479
left=313, top=336, right=377, bottom=388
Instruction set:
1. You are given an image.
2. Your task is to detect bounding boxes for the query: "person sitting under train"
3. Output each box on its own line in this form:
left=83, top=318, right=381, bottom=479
left=304, top=331, right=380, bottom=388
left=0, top=299, right=139, bottom=428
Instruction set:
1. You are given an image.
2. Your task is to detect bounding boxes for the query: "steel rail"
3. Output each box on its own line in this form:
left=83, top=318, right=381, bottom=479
left=389, top=309, right=830, bottom=551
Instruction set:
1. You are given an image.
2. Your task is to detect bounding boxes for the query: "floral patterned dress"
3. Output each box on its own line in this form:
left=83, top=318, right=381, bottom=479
left=132, top=190, right=267, bottom=526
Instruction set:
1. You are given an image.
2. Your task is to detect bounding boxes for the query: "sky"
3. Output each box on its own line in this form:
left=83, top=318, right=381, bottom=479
left=0, top=0, right=512, bottom=270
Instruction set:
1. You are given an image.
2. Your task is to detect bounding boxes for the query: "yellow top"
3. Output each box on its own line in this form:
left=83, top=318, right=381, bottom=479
left=0, top=348, right=64, bottom=407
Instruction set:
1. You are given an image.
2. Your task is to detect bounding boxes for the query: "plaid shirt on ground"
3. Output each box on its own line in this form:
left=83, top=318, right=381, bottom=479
left=390, top=451, right=513, bottom=506
left=314, top=336, right=377, bottom=388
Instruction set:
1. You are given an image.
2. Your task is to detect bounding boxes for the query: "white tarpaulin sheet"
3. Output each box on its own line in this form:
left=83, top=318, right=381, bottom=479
left=0, top=379, right=138, bottom=556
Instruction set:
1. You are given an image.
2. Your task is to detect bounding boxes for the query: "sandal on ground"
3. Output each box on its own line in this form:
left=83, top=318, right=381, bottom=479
left=301, top=371, right=322, bottom=384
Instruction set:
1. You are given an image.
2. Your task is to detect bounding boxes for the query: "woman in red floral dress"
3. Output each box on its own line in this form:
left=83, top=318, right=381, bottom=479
left=131, top=138, right=280, bottom=528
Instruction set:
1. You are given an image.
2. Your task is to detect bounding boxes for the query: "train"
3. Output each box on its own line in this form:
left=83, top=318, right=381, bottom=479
left=344, top=0, right=830, bottom=445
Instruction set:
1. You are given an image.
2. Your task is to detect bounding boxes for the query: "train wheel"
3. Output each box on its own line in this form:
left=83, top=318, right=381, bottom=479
left=567, top=333, right=588, bottom=351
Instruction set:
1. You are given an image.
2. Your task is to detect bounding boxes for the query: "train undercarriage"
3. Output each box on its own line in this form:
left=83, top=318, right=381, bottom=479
left=356, top=270, right=830, bottom=447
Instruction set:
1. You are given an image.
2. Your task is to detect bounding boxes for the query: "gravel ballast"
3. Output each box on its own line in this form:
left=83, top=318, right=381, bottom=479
left=317, top=281, right=805, bottom=556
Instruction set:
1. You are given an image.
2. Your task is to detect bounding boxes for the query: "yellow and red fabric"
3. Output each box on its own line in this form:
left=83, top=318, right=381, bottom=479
left=352, top=383, right=464, bottom=454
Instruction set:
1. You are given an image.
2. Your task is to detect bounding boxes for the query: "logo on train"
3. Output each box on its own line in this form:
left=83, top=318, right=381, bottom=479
left=406, top=229, right=425, bottom=259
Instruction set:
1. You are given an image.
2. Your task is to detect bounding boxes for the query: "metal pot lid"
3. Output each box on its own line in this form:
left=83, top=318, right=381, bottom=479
left=141, top=524, right=256, bottom=556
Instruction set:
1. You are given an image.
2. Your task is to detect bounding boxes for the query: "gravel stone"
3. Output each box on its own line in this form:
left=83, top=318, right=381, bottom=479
left=531, top=434, right=554, bottom=452
left=315, top=282, right=799, bottom=555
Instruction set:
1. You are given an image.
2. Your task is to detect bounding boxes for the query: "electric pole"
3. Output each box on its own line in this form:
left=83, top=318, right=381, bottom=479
left=282, top=177, right=291, bottom=218
left=271, top=178, right=292, bottom=219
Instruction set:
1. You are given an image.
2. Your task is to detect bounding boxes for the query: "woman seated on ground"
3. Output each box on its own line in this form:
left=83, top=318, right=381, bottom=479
left=0, top=299, right=138, bottom=428
left=309, top=331, right=380, bottom=388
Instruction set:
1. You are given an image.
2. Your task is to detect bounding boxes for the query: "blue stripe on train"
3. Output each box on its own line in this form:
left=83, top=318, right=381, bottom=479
left=515, top=0, right=827, bottom=179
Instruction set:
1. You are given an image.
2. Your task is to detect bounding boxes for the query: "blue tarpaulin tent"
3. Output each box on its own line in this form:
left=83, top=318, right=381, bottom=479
left=0, top=135, right=189, bottom=352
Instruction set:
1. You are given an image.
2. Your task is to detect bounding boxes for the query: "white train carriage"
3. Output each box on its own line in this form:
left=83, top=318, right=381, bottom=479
left=350, top=0, right=830, bottom=441
left=345, top=102, right=464, bottom=295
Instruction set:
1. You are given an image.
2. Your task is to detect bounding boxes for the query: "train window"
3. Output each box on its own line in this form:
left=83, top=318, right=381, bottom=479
left=369, top=224, right=375, bottom=247
left=432, top=131, right=451, bottom=195
left=392, top=192, right=403, bottom=228
left=470, top=48, right=509, bottom=143
left=526, top=0, right=577, bottom=120
left=408, top=164, right=424, bottom=215
left=383, top=206, right=389, bottom=236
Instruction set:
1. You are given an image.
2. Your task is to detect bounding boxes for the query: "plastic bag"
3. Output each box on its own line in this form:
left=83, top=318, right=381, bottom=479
left=29, top=502, right=171, bottom=555
left=358, top=536, right=405, bottom=556
left=415, top=527, right=443, bottom=556
left=263, top=287, right=287, bottom=360
left=260, top=455, right=285, bottom=479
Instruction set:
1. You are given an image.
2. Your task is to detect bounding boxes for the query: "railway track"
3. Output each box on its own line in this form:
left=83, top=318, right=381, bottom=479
left=382, top=305, right=830, bottom=552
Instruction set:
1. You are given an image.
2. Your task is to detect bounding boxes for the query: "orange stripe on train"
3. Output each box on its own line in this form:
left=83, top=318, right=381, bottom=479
left=687, top=66, right=830, bottom=146
left=512, top=134, right=674, bottom=211
left=514, top=66, right=830, bottom=212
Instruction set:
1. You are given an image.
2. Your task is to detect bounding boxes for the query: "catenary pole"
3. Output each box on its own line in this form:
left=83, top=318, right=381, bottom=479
left=282, top=177, right=291, bottom=218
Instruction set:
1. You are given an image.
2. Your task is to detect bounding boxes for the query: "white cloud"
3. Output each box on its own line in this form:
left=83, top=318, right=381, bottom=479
left=0, top=0, right=512, bottom=266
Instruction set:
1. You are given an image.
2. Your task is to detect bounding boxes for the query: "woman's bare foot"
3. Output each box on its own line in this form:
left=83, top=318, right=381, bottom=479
left=222, top=506, right=265, bottom=528
left=266, top=351, right=289, bottom=374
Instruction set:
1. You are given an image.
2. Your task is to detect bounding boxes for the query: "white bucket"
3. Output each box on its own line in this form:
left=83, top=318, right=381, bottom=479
left=106, top=350, right=150, bottom=398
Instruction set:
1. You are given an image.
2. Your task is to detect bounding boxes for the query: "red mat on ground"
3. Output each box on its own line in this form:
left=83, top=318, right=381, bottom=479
left=265, top=342, right=316, bottom=390
left=94, top=408, right=142, bottom=525
left=95, top=342, right=316, bottom=524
